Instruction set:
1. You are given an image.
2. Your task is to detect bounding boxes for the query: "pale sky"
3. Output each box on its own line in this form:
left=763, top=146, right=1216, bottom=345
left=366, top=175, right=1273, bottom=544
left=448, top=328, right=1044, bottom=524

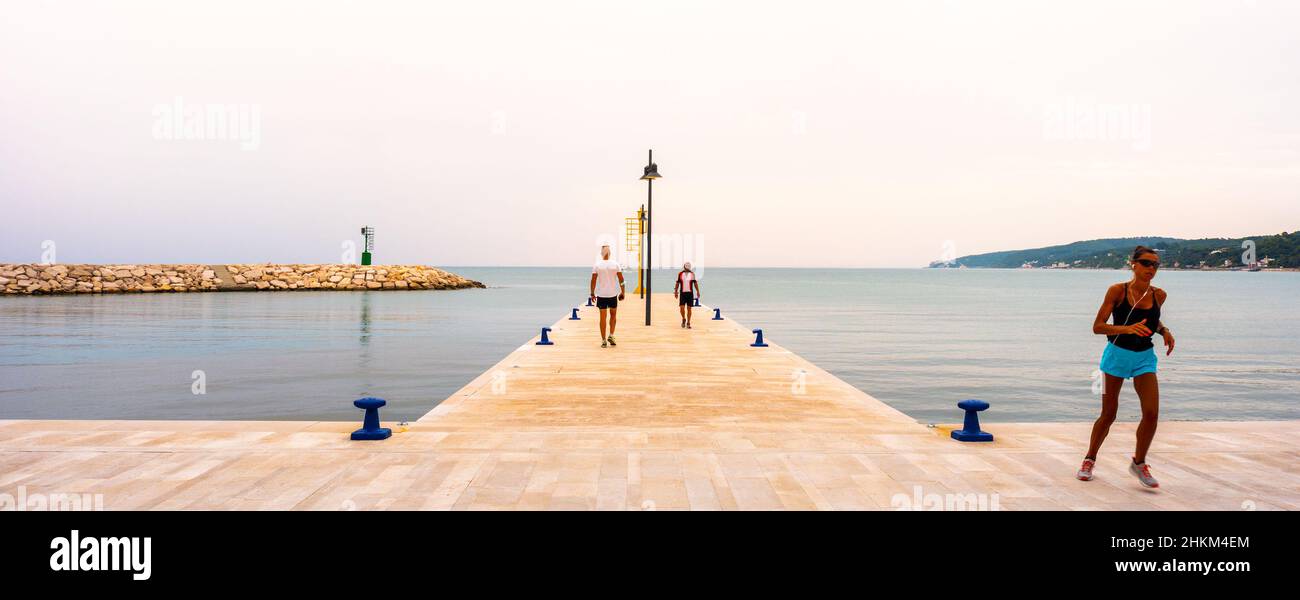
left=2, top=1, right=1297, bottom=268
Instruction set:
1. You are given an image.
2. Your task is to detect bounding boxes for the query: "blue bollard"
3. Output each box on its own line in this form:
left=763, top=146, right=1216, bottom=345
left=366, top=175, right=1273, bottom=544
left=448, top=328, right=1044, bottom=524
left=351, top=397, right=392, bottom=441
left=712, top=308, right=723, bottom=320
left=586, top=297, right=594, bottom=307
left=693, top=296, right=701, bottom=307
left=950, top=399, right=993, bottom=442
left=569, top=308, right=581, bottom=320
left=536, top=327, right=554, bottom=345
left=750, top=329, right=768, bottom=347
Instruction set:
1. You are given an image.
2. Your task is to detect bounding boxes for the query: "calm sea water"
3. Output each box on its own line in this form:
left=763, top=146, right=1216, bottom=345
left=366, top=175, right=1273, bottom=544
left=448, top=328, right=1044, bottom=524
left=1, top=268, right=1296, bottom=423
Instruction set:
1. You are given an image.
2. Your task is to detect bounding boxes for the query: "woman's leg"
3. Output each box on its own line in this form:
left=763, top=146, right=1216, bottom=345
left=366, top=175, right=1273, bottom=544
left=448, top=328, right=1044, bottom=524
left=1085, top=374, right=1123, bottom=459
left=1132, top=372, right=1160, bottom=463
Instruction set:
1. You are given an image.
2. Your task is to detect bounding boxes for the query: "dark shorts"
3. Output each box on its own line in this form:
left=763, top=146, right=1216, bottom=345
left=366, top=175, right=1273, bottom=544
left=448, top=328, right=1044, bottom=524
left=678, top=291, right=694, bottom=306
left=596, top=296, right=618, bottom=309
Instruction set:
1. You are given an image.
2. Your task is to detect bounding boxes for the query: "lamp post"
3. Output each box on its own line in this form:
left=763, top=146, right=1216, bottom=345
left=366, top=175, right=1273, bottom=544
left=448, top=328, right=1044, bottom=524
left=639, top=150, right=661, bottom=326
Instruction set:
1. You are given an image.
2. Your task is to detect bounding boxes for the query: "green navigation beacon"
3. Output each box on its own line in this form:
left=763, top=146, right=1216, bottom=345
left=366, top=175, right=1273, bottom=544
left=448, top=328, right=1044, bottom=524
left=360, top=226, right=375, bottom=266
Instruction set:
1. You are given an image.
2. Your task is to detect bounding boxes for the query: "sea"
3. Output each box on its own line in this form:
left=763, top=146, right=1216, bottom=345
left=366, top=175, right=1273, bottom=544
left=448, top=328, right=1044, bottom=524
left=2, top=267, right=1296, bottom=423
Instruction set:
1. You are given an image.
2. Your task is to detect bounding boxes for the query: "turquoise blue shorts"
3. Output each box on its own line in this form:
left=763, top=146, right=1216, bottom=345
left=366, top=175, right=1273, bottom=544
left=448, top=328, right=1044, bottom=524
left=1100, top=343, right=1158, bottom=379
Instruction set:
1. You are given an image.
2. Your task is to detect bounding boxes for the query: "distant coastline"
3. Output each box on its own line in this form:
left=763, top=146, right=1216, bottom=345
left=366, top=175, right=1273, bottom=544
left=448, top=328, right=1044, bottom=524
left=930, top=232, right=1299, bottom=270
left=928, top=265, right=1300, bottom=272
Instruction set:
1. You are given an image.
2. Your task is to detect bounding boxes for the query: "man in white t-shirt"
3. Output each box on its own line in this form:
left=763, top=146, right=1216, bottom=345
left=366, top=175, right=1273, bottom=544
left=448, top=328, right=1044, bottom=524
left=589, top=245, right=625, bottom=348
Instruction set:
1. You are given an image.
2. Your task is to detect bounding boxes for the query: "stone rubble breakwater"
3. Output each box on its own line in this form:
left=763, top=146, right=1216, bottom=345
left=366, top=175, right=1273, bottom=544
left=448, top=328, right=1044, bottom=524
left=0, top=264, right=485, bottom=295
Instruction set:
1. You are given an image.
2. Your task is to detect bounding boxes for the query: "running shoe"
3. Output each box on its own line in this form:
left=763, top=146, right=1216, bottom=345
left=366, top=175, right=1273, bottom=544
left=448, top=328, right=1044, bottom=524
left=681, top=318, right=686, bottom=328
left=601, top=340, right=607, bottom=348
left=607, top=336, right=616, bottom=346
left=1129, top=460, right=1159, bottom=488
left=1076, top=458, right=1095, bottom=481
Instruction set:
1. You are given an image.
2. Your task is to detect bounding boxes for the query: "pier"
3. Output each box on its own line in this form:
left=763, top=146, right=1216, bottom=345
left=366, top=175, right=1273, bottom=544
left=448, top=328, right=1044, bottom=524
left=2, top=294, right=1296, bottom=510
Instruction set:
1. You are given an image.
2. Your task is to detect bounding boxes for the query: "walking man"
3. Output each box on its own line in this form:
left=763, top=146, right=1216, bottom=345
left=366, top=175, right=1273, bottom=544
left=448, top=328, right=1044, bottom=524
left=590, top=245, right=625, bottom=348
left=674, top=262, right=700, bottom=328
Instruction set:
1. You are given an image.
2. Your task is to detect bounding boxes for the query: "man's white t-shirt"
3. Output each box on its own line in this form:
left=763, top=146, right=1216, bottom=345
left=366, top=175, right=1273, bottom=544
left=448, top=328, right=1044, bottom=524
left=592, top=259, right=622, bottom=298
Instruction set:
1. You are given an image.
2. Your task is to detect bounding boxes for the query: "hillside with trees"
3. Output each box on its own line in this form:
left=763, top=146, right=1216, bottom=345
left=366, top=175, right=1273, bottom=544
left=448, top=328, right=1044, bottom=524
left=931, top=232, right=1300, bottom=269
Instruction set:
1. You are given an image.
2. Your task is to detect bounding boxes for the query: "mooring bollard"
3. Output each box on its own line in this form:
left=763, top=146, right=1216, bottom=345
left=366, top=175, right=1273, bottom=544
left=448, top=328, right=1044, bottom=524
left=750, top=328, right=768, bottom=347
left=570, top=308, right=581, bottom=320
left=693, top=296, right=702, bottom=307
left=351, top=397, right=392, bottom=441
left=586, top=297, right=594, bottom=307
left=536, top=326, right=554, bottom=345
left=712, top=308, right=723, bottom=320
left=950, top=399, right=993, bottom=442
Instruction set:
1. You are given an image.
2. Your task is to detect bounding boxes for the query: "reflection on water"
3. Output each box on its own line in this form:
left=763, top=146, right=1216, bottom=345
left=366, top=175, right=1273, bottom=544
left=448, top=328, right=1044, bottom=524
left=358, top=290, right=372, bottom=390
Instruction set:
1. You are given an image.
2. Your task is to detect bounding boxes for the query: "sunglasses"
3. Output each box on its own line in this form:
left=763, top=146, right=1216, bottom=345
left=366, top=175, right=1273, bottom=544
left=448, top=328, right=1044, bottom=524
left=1135, top=259, right=1160, bottom=269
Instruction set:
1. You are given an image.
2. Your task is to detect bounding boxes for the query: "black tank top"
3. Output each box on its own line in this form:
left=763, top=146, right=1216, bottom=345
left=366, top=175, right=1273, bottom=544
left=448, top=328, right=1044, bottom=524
left=1108, top=283, right=1160, bottom=351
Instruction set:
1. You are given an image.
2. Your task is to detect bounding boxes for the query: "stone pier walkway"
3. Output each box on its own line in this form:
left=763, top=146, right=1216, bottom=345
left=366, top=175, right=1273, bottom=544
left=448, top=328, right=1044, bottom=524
left=2, top=295, right=1296, bottom=510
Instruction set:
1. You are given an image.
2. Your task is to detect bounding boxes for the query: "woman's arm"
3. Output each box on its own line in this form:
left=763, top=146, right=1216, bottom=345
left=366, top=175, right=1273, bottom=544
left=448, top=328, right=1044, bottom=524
left=1153, top=289, right=1170, bottom=335
left=1155, top=288, right=1174, bottom=354
left=1093, top=284, right=1151, bottom=336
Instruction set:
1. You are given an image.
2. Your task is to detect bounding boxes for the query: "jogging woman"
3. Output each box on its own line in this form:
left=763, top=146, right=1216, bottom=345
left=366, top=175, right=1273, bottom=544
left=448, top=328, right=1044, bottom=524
left=1078, top=245, right=1175, bottom=488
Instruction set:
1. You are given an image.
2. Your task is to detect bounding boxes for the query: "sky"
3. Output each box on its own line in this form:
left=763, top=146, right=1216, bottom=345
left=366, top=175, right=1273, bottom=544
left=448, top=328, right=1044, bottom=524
left=2, top=0, right=1297, bottom=268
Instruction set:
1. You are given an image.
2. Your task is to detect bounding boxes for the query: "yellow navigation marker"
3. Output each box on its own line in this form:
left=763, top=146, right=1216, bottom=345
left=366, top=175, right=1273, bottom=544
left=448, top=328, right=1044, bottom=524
left=626, top=206, right=645, bottom=295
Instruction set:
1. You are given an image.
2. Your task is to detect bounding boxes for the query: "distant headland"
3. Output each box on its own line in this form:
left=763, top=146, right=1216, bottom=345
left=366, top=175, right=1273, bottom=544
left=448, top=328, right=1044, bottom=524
left=930, top=231, right=1300, bottom=270
left=0, top=264, right=485, bottom=295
